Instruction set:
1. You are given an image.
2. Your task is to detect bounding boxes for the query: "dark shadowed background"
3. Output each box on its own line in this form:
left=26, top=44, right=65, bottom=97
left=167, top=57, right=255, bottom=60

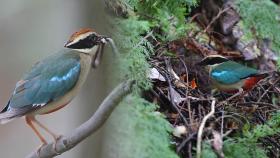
left=0, top=0, right=113, bottom=157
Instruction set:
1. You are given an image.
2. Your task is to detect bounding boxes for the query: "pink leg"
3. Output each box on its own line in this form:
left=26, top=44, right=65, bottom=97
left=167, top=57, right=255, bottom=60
left=25, top=116, right=47, bottom=156
left=26, top=116, right=61, bottom=154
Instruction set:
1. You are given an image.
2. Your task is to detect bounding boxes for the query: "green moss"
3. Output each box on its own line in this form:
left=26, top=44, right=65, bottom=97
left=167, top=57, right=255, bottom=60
left=223, top=139, right=268, bottom=158
left=204, top=112, right=280, bottom=158
left=237, top=21, right=254, bottom=43
left=113, top=17, right=152, bottom=92
left=107, top=1, right=199, bottom=157
left=235, top=0, right=280, bottom=52
left=124, top=0, right=198, bottom=40
left=113, top=0, right=198, bottom=91
left=201, top=142, right=218, bottom=158
left=103, top=96, right=179, bottom=158
left=201, top=137, right=268, bottom=158
left=243, top=111, right=280, bottom=142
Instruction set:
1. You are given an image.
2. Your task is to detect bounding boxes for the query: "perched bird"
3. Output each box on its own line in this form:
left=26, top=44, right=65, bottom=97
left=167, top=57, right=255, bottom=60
left=197, top=55, right=267, bottom=93
left=0, top=28, right=111, bottom=151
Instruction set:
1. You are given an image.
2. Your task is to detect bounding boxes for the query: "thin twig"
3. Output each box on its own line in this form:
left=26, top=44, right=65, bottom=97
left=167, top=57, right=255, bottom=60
left=220, top=109, right=224, bottom=136
left=196, top=99, right=216, bottom=158
left=216, top=90, right=243, bottom=107
left=177, top=133, right=197, bottom=153
left=164, top=58, right=188, bottom=125
left=133, top=30, right=154, bottom=49
left=203, top=7, right=231, bottom=33
left=238, top=102, right=278, bottom=109
left=257, top=78, right=280, bottom=102
left=26, top=80, right=134, bottom=158
left=106, top=37, right=120, bottom=55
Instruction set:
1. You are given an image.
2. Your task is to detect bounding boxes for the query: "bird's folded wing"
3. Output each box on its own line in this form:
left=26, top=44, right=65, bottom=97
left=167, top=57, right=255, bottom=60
left=7, top=52, right=81, bottom=112
left=211, top=61, right=257, bottom=84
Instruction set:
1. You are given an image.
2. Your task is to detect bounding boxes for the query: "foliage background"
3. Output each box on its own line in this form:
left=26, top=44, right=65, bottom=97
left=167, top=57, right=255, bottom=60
left=102, top=0, right=280, bottom=158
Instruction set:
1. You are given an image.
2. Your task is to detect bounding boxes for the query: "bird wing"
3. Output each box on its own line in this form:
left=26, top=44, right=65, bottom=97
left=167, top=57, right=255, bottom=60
left=211, top=61, right=258, bottom=84
left=1, top=50, right=81, bottom=118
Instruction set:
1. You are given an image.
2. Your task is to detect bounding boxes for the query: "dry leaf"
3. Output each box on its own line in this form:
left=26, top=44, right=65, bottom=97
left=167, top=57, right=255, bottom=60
left=173, top=125, right=187, bottom=138
left=148, top=68, right=166, bottom=81
left=241, top=105, right=258, bottom=113
left=169, top=113, right=179, bottom=119
left=226, top=121, right=239, bottom=130
left=170, top=87, right=184, bottom=105
left=190, top=78, right=197, bottom=89
left=174, top=80, right=187, bottom=88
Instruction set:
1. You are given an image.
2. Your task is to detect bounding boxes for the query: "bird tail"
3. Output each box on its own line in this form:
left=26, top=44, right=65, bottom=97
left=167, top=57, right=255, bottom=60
left=0, top=112, right=15, bottom=124
left=242, top=72, right=269, bottom=91
left=0, top=101, right=18, bottom=124
left=248, top=72, right=270, bottom=79
left=255, top=73, right=270, bottom=78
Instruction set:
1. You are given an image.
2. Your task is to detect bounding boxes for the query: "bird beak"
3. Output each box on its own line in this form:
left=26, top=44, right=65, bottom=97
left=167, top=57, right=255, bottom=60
left=64, top=40, right=73, bottom=48
left=99, top=36, right=110, bottom=44
left=64, top=43, right=69, bottom=48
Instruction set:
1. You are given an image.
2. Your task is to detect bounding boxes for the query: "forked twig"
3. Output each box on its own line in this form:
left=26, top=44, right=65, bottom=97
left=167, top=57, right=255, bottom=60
left=196, top=99, right=216, bottom=158
left=203, top=7, right=232, bottom=33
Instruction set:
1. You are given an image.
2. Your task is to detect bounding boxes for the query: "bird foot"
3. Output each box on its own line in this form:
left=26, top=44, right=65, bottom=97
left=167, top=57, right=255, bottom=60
left=36, top=142, right=47, bottom=157
left=53, top=135, right=63, bottom=154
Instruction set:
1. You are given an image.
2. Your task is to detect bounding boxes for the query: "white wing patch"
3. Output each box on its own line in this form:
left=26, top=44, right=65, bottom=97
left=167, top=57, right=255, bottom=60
left=32, top=103, right=46, bottom=107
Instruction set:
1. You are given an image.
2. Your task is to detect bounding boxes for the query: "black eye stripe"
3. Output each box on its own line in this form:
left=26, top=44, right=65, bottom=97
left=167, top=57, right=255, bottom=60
left=200, top=57, right=229, bottom=65
left=67, top=34, right=100, bottom=49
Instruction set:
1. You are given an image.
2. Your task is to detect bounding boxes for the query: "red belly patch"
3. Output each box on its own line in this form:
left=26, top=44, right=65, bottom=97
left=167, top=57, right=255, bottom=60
left=242, top=76, right=264, bottom=91
left=221, top=76, right=265, bottom=94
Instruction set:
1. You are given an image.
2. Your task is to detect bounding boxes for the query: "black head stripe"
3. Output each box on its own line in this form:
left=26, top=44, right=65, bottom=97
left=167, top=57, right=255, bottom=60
left=67, top=34, right=101, bottom=49
left=199, top=56, right=229, bottom=66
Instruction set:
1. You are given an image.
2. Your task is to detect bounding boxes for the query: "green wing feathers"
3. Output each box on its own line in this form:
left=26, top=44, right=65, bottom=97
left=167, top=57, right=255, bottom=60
left=211, top=61, right=258, bottom=84
left=0, top=50, right=81, bottom=123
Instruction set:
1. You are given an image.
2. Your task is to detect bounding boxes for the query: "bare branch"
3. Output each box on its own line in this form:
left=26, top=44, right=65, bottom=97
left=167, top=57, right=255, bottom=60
left=26, top=80, right=134, bottom=158
left=196, top=99, right=216, bottom=158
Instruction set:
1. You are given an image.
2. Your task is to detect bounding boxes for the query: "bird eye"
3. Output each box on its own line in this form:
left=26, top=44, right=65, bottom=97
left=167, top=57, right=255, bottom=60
left=89, top=34, right=97, bottom=41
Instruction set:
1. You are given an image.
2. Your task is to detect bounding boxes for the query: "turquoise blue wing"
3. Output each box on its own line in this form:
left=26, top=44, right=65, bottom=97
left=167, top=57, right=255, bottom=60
left=211, top=61, right=257, bottom=84
left=8, top=50, right=81, bottom=109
